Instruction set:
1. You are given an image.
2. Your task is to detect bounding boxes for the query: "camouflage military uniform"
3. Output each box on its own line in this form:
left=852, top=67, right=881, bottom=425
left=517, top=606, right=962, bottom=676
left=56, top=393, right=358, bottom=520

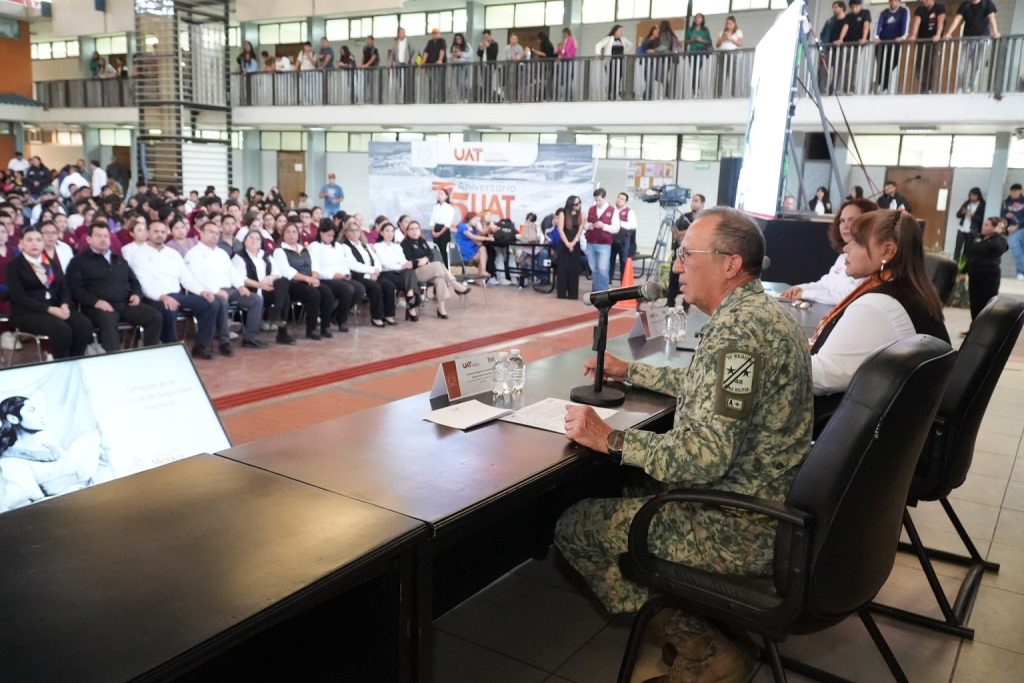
left=554, top=280, right=813, bottom=629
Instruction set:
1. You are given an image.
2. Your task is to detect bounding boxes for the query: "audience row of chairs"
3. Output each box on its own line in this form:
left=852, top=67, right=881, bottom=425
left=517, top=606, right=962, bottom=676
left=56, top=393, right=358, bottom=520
left=617, top=295, right=1024, bottom=682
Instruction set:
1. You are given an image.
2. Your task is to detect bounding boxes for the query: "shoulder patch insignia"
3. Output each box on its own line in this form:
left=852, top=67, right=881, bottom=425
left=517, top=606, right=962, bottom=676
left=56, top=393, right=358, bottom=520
left=714, top=348, right=760, bottom=419
left=722, top=352, right=755, bottom=394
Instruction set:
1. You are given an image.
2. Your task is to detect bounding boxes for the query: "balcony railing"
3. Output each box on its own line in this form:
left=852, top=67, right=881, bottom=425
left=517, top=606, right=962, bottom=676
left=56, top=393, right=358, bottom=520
left=32, top=35, right=1024, bottom=110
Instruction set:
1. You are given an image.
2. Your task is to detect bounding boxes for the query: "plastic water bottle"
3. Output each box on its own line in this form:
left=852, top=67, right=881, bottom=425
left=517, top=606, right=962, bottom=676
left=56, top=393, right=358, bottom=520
left=508, top=348, right=526, bottom=394
left=491, top=352, right=512, bottom=398
left=664, top=307, right=688, bottom=343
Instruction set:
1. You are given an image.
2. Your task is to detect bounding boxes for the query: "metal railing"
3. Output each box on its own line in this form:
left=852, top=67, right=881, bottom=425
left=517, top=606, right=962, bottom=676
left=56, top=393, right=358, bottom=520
left=32, top=35, right=1024, bottom=109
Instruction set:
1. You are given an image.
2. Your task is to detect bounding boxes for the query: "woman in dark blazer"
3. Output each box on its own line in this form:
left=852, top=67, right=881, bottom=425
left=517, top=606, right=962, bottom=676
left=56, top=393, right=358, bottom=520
left=965, top=216, right=1008, bottom=320
left=6, top=228, right=92, bottom=358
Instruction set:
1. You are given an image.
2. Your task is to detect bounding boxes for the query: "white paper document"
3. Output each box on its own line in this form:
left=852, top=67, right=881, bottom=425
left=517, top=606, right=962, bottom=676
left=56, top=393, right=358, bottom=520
left=499, top=398, right=618, bottom=434
left=424, top=400, right=513, bottom=431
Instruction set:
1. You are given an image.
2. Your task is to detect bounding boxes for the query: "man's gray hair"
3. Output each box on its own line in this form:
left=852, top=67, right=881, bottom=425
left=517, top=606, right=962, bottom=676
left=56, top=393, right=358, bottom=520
left=696, top=206, right=766, bottom=277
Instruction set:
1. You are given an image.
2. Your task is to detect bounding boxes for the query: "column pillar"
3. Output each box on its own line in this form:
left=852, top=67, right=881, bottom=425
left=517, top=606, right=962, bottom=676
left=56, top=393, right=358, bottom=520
left=306, top=129, right=326, bottom=201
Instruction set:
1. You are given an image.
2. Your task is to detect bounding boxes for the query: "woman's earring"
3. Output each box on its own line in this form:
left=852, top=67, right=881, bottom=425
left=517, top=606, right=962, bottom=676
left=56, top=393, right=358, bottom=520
left=879, top=258, right=887, bottom=276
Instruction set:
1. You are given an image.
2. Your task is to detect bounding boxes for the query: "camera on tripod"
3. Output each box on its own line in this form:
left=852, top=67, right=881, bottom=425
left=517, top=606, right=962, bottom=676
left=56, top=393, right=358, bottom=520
left=639, top=183, right=691, bottom=208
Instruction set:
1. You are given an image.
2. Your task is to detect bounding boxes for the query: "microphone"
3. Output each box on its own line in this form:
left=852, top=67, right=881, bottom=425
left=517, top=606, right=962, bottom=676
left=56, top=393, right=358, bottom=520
left=584, top=279, right=662, bottom=308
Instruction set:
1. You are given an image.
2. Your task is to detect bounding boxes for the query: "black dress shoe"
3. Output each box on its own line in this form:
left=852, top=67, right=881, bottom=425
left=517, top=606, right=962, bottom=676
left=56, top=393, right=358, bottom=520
left=320, top=328, right=334, bottom=339
left=276, top=328, right=296, bottom=345
left=306, top=330, right=322, bottom=340
left=405, top=310, right=419, bottom=322
left=218, top=342, right=234, bottom=356
left=242, top=338, right=268, bottom=349
left=192, top=345, right=213, bottom=360
left=436, top=310, right=449, bottom=320
left=337, top=323, right=349, bottom=333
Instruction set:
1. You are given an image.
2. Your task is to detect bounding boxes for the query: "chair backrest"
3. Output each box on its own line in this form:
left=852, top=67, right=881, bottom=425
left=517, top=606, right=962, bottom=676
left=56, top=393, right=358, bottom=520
left=776, top=335, right=955, bottom=620
left=924, top=253, right=958, bottom=304
left=446, top=241, right=466, bottom=274
left=911, top=297, right=1024, bottom=502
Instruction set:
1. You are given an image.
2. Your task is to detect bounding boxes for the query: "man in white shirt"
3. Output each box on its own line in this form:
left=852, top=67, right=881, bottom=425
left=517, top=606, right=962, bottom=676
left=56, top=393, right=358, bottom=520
left=130, top=220, right=220, bottom=360
left=610, top=192, right=639, bottom=283
left=89, top=160, right=108, bottom=196
left=58, top=165, right=89, bottom=199
left=186, top=222, right=267, bottom=351
left=7, top=151, right=29, bottom=174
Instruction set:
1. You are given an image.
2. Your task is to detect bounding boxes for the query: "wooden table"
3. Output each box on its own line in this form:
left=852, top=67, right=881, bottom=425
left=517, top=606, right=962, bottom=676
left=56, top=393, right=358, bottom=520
left=0, top=454, right=426, bottom=683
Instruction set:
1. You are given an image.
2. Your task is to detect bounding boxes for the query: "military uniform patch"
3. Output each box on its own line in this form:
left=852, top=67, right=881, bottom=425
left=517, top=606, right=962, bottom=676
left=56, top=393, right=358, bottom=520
left=715, top=348, right=760, bottom=419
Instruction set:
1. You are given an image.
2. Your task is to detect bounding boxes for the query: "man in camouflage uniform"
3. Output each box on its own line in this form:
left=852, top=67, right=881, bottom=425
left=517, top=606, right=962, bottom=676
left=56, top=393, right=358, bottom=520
left=557, top=207, right=813, bottom=682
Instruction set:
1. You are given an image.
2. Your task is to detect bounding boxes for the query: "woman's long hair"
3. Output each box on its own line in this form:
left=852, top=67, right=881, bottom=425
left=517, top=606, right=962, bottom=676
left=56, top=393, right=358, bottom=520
left=828, top=198, right=878, bottom=252
left=563, top=195, right=582, bottom=230
left=0, top=396, right=28, bottom=454
left=316, top=218, right=336, bottom=244
left=849, top=210, right=944, bottom=321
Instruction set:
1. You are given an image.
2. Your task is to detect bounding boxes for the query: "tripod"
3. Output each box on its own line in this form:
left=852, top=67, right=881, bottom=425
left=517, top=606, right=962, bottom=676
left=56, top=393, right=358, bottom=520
left=635, top=204, right=681, bottom=281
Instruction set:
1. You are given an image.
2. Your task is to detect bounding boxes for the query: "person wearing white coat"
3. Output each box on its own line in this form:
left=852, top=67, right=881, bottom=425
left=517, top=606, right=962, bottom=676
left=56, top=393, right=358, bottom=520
left=594, top=25, right=633, bottom=99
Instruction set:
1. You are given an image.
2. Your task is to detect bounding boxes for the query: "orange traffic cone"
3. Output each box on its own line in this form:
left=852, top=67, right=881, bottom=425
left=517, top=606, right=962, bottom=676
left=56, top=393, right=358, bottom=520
left=614, top=257, right=637, bottom=310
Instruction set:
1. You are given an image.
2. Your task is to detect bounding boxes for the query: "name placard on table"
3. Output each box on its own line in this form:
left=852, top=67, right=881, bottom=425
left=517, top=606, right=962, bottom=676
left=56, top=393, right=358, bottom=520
left=430, top=351, right=502, bottom=400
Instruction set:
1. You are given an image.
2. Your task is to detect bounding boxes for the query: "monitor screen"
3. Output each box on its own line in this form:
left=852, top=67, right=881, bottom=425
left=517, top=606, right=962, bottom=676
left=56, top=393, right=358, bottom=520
left=0, top=344, right=230, bottom=513
left=734, top=0, right=805, bottom=219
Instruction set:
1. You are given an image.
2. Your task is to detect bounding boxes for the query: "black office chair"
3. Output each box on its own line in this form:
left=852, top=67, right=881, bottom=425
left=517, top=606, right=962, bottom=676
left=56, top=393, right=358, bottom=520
left=871, top=297, right=1024, bottom=639
left=617, top=335, right=956, bottom=683
left=924, top=253, right=958, bottom=304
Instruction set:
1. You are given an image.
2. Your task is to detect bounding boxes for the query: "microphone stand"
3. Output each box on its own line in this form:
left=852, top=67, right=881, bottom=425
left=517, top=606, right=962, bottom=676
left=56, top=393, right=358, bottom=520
left=570, top=302, right=626, bottom=407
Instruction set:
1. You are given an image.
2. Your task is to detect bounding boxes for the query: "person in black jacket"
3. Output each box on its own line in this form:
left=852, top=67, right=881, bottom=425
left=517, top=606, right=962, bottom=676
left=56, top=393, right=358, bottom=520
left=6, top=228, right=93, bottom=359
left=24, top=156, right=51, bottom=198
left=65, top=223, right=163, bottom=352
left=953, top=187, right=985, bottom=262
left=965, top=216, right=1009, bottom=320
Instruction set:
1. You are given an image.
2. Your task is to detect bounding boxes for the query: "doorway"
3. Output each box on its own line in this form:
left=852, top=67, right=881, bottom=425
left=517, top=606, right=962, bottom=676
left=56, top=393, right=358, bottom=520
left=884, top=167, right=953, bottom=251
left=276, top=151, right=306, bottom=209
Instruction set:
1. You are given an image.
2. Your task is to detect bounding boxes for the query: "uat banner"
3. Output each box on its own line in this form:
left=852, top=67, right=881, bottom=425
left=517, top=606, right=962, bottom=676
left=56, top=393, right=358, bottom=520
left=368, top=141, right=596, bottom=229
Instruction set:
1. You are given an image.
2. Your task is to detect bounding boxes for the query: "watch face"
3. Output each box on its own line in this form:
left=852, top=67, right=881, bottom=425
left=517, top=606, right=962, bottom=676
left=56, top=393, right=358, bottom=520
left=607, top=430, right=625, bottom=454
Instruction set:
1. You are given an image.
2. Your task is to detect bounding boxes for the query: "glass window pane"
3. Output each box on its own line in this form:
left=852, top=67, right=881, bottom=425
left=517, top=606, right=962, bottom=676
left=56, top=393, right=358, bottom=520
left=375, top=15, right=399, bottom=39
left=576, top=133, right=608, bottom=159
left=51, top=41, right=66, bottom=59
left=258, top=24, right=279, bottom=45
left=950, top=135, right=996, bottom=168
left=509, top=133, right=539, bottom=144
left=618, top=0, right=651, bottom=20
left=516, top=2, right=546, bottom=26
left=485, top=6, right=515, bottom=30
left=453, top=9, right=468, bottom=33
left=96, top=37, right=111, bottom=54
left=116, top=129, right=132, bottom=146
left=692, top=0, right=730, bottom=15
left=228, top=27, right=240, bottom=47
left=770, top=0, right=789, bottom=7
left=731, top=0, right=753, bottom=10
left=279, top=22, right=302, bottom=44
left=642, top=134, right=677, bottom=161
left=650, top=0, right=677, bottom=17
left=99, top=129, right=116, bottom=146
left=398, top=132, right=424, bottom=142
left=438, top=10, right=454, bottom=33
left=680, top=135, right=718, bottom=161
left=37, top=43, right=51, bottom=60
left=582, top=0, right=616, bottom=24
left=326, top=132, right=349, bottom=152
left=848, top=134, right=901, bottom=166
left=372, top=132, right=398, bottom=141
left=719, top=135, right=743, bottom=158
left=326, top=19, right=349, bottom=41
left=112, top=35, right=128, bottom=53
left=402, top=13, right=426, bottom=37
left=608, top=134, right=641, bottom=159
left=67, top=40, right=80, bottom=57
left=539, top=133, right=558, bottom=144
left=349, top=133, right=371, bottom=152
left=481, top=133, right=510, bottom=142
left=1008, top=136, right=1024, bottom=169
left=898, top=135, right=951, bottom=167
left=359, top=18, right=374, bottom=38
left=57, top=131, right=72, bottom=146
left=450, top=132, right=465, bottom=144
left=281, top=131, right=305, bottom=150
left=545, top=1, right=564, bottom=25
left=30, top=43, right=37, bottom=59
left=260, top=132, right=281, bottom=150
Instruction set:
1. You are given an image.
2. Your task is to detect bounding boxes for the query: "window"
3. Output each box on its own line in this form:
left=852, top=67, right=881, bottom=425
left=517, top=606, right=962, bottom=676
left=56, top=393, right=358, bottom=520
left=691, top=0, right=731, bottom=16
left=719, top=135, right=743, bottom=158
left=1009, top=136, right=1024, bottom=170
left=258, top=21, right=306, bottom=45
left=231, top=131, right=243, bottom=149
left=650, top=0, right=678, bottom=17
left=374, top=15, right=399, bottom=39
left=847, top=134, right=901, bottom=166
left=515, top=2, right=546, bottom=26
left=481, top=133, right=511, bottom=143
left=950, top=135, right=996, bottom=168
left=349, top=133, right=372, bottom=152
left=576, top=134, right=608, bottom=159
left=545, top=1, right=564, bottom=25
left=258, top=24, right=279, bottom=45
left=0, top=18, right=21, bottom=40
left=95, top=34, right=129, bottom=55
left=642, top=135, right=677, bottom=161
left=98, top=128, right=132, bottom=147
left=899, top=135, right=951, bottom=167
left=398, top=132, right=425, bottom=142
left=608, top=135, right=642, bottom=159
left=539, top=133, right=558, bottom=144
left=453, top=9, right=468, bottom=33
left=326, top=132, right=350, bottom=153
left=618, top=0, right=651, bottom=20
left=31, top=39, right=79, bottom=61
left=582, top=0, right=616, bottom=24
left=425, top=132, right=465, bottom=143
left=485, top=5, right=516, bottom=30
left=325, top=19, right=349, bottom=41
left=260, top=131, right=306, bottom=151
left=401, top=13, right=426, bottom=37
left=228, top=27, right=241, bottom=48
left=351, top=18, right=374, bottom=40
left=680, top=135, right=718, bottom=161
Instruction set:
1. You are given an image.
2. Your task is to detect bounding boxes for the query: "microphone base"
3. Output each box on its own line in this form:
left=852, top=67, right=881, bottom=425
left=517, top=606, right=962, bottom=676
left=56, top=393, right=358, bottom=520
left=570, top=384, right=626, bottom=407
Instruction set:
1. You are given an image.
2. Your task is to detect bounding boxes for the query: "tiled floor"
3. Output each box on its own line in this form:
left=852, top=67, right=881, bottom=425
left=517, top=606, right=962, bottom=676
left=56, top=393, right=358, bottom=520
left=430, top=303, right=1024, bottom=683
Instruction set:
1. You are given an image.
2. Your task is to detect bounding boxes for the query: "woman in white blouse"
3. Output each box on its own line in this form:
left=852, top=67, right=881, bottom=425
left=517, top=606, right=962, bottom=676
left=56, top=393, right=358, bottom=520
left=339, top=220, right=389, bottom=327
left=373, top=222, right=421, bottom=322
left=271, top=223, right=336, bottom=340
left=232, top=229, right=295, bottom=345
left=429, top=189, right=458, bottom=267
left=308, top=219, right=363, bottom=332
left=714, top=16, right=744, bottom=49
left=780, top=198, right=878, bottom=305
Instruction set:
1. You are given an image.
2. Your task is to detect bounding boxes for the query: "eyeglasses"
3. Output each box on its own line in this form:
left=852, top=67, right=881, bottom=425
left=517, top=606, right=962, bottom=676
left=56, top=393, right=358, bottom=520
left=676, top=247, right=733, bottom=261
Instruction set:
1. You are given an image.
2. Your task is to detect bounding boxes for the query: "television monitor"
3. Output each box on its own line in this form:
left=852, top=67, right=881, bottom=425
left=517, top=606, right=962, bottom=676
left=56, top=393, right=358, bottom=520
left=0, top=344, right=230, bottom=513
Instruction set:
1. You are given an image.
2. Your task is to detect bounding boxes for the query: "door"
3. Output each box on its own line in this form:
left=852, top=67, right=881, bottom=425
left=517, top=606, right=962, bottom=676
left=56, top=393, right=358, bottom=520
left=884, top=167, right=953, bottom=251
left=276, top=151, right=306, bottom=209
left=111, top=145, right=132, bottom=189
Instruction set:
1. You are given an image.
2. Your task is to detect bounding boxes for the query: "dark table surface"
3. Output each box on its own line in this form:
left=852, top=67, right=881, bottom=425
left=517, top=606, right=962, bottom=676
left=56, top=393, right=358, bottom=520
left=219, top=337, right=682, bottom=531
left=0, top=454, right=425, bottom=683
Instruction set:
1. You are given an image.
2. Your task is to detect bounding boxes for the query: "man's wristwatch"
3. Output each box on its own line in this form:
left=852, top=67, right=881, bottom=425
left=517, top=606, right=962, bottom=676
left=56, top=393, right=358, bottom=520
left=605, top=429, right=626, bottom=459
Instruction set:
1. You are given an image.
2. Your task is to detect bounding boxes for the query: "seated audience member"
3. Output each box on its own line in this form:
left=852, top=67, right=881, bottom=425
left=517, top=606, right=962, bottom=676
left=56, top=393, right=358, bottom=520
left=297, top=209, right=317, bottom=245
left=373, top=222, right=421, bottom=321
left=129, top=221, right=219, bottom=360
left=232, top=229, right=295, bottom=345
left=120, top=217, right=149, bottom=264
left=339, top=220, right=389, bottom=328
left=186, top=222, right=266, bottom=352
left=38, top=221, right=73, bottom=272
left=272, top=223, right=336, bottom=340
left=454, top=212, right=492, bottom=278
left=781, top=198, right=878, bottom=304
left=218, top=214, right=242, bottom=256
left=65, top=223, right=163, bottom=352
left=810, top=209, right=949, bottom=400
left=166, top=216, right=198, bottom=258
left=307, top=219, right=362, bottom=332
left=395, top=214, right=411, bottom=241
left=808, top=186, right=832, bottom=215
left=0, top=222, right=16, bottom=315
left=5, top=228, right=93, bottom=359
left=402, top=220, right=469, bottom=320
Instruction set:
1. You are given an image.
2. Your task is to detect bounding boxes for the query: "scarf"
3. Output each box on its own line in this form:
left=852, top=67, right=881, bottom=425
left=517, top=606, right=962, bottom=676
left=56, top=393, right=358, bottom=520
left=809, top=269, right=894, bottom=350
left=26, top=252, right=54, bottom=288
